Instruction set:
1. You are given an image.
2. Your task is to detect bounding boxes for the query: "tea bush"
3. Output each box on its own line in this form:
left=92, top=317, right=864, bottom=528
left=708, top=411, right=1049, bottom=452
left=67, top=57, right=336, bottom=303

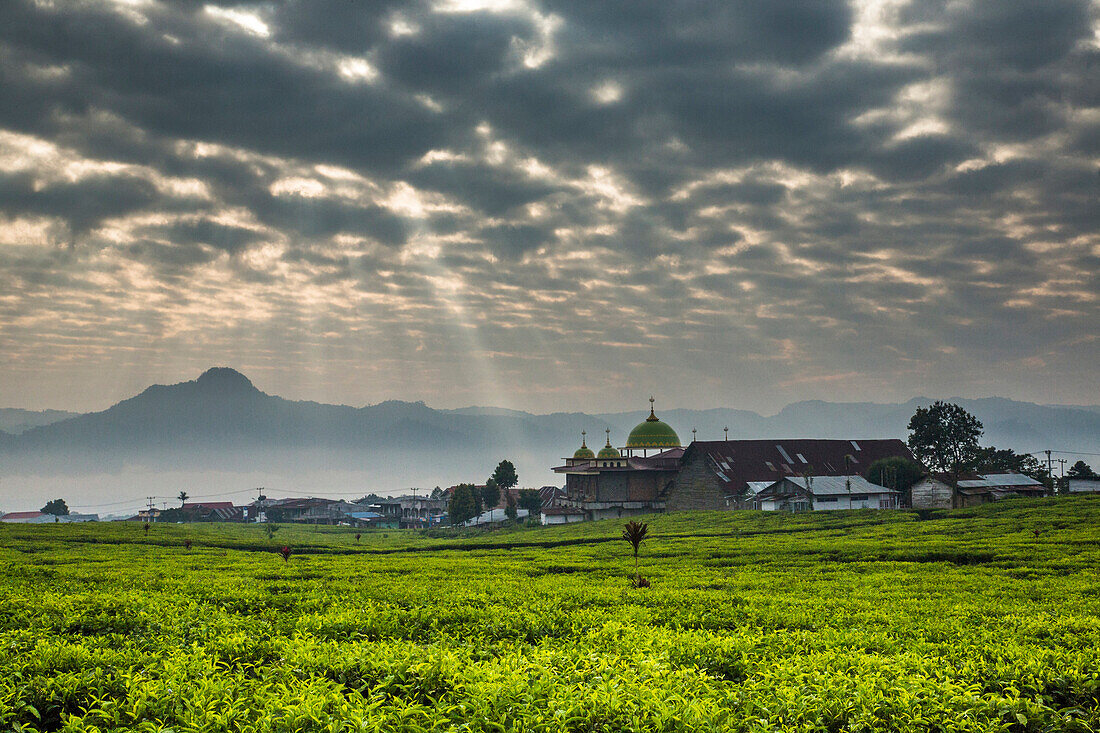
left=0, top=495, right=1098, bottom=731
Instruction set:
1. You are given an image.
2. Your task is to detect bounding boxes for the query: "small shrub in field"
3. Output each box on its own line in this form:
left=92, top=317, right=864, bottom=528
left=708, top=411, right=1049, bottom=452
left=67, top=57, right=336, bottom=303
left=183, top=539, right=192, bottom=551
left=143, top=522, right=150, bottom=536
left=632, top=575, right=651, bottom=588
left=355, top=533, right=361, bottom=543
left=279, top=546, right=292, bottom=563
left=622, top=520, right=650, bottom=588
left=264, top=523, right=280, bottom=540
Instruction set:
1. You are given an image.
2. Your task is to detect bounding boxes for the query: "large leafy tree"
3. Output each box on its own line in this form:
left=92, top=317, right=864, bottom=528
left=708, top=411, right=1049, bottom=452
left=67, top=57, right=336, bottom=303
left=971, top=447, right=1047, bottom=482
left=481, top=478, right=501, bottom=511
left=907, top=401, right=983, bottom=507
left=40, top=498, right=69, bottom=516
left=1067, top=460, right=1098, bottom=479
left=492, top=460, right=519, bottom=491
left=518, top=489, right=543, bottom=516
left=448, top=484, right=480, bottom=526
left=864, top=456, right=925, bottom=506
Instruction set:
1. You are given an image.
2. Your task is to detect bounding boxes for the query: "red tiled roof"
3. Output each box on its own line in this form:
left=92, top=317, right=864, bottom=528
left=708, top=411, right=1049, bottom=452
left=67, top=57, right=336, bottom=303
left=689, top=439, right=915, bottom=492
left=1, top=511, right=44, bottom=520
left=542, top=506, right=585, bottom=516
left=182, top=502, right=235, bottom=510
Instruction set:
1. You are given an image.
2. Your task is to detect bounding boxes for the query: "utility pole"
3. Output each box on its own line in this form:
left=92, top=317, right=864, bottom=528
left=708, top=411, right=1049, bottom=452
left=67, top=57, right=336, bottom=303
left=146, top=496, right=156, bottom=522
left=1045, top=450, right=1053, bottom=484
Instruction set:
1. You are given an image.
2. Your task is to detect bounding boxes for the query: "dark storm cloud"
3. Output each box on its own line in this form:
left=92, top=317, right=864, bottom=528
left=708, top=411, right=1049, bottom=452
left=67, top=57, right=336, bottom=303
left=0, top=170, right=160, bottom=235
left=150, top=220, right=264, bottom=255
left=0, top=0, right=1098, bottom=412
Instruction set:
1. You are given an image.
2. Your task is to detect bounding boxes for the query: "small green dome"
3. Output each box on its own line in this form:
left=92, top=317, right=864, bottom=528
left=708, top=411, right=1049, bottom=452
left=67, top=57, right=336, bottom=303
left=597, top=429, right=621, bottom=459
left=573, top=431, right=595, bottom=459
left=625, top=399, right=681, bottom=449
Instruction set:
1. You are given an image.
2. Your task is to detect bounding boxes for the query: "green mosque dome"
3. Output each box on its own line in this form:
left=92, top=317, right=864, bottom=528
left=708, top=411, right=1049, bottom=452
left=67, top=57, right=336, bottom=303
left=573, top=431, right=595, bottom=459
left=625, top=398, right=681, bottom=449
left=597, top=429, right=621, bottom=459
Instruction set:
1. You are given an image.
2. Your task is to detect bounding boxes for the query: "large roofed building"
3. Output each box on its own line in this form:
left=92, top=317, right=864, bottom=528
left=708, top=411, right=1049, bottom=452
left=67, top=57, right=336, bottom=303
left=554, top=400, right=916, bottom=520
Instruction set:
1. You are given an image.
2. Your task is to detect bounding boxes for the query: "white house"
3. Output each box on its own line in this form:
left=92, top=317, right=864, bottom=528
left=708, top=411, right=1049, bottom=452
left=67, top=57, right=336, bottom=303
left=540, top=506, right=587, bottom=525
left=1067, top=478, right=1100, bottom=493
left=752, top=475, right=899, bottom=511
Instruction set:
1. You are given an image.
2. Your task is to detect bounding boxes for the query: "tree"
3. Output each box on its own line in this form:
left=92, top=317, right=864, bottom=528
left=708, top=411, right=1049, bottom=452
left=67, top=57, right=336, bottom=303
left=518, top=489, right=543, bottom=516
left=492, top=460, right=519, bottom=491
left=41, top=498, right=69, bottom=516
left=971, top=446, right=1047, bottom=482
left=504, top=492, right=518, bottom=521
left=907, top=401, right=983, bottom=508
left=178, top=491, right=189, bottom=507
left=1067, top=460, right=1098, bottom=479
left=448, top=484, right=480, bottom=526
left=481, top=478, right=501, bottom=511
left=622, top=521, right=649, bottom=587
left=864, top=457, right=925, bottom=507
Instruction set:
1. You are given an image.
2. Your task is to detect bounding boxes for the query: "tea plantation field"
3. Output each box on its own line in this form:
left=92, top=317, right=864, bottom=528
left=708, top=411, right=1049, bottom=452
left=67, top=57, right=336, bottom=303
left=2, top=496, right=1099, bottom=732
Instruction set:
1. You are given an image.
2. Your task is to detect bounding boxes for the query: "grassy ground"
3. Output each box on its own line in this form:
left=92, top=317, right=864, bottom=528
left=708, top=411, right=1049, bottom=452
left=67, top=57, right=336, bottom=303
left=1, top=496, right=1098, bottom=732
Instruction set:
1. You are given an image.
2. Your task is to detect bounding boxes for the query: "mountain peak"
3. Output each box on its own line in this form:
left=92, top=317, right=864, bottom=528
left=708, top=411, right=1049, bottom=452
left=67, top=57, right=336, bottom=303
left=195, top=367, right=258, bottom=393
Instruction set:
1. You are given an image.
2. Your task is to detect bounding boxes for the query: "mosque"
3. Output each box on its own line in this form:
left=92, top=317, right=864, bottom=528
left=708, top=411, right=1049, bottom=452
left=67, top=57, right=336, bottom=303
left=553, top=398, right=914, bottom=520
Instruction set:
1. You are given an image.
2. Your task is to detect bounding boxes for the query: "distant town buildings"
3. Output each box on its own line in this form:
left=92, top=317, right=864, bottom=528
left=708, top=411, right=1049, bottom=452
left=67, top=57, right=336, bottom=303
left=0, top=511, right=99, bottom=523
left=554, top=400, right=918, bottom=520
left=552, top=400, right=1055, bottom=519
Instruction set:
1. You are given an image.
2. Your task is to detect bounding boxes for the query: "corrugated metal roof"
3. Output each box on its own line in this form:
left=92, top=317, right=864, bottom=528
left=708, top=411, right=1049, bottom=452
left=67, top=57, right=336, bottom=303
left=783, top=475, right=898, bottom=496
left=692, top=438, right=913, bottom=494
left=981, top=473, right=1044, bottom=487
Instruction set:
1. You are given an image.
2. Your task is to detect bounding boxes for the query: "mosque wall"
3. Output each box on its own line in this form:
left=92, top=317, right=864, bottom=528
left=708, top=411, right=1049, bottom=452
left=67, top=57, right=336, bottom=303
left=665, top=451, right=730, bottom=510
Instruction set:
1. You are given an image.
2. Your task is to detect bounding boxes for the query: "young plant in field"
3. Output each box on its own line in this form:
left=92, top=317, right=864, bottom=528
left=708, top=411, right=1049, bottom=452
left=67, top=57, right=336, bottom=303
left=279, top=546, right=292, bottom=563
left=264, top=522, right=280, bottom=540
left=184, top=539, right=192, bottom=551
left=355, top=533, right=361, bottom=543
left=622, top=520, right=650, bottom=588
left=143, top=522, right=150, bottom=536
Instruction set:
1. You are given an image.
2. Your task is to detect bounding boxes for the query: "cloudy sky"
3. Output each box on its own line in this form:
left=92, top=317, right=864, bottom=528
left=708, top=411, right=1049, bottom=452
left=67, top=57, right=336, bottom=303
left=0, top=0, right=1097, bottom=415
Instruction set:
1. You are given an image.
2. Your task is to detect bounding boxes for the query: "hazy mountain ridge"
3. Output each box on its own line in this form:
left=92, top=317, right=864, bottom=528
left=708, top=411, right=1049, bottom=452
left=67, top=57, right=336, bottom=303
left=1, top=369, right=1097, bottom=502
left=0, top=408, right=80, bottom=435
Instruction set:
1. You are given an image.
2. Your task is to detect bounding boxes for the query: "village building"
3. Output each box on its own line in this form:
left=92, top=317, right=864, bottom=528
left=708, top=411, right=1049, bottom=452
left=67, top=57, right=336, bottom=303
left=181, top=501, right=244, bottom=522
left=554, top=400, right=915, bottom=520
left=911, top=472, right=1046, bottom=509
left=555, top=403, right=685, bottom=520
left=0, top=511, right=99, bottom=523
left=751, top=475, right=900, bottom=511
left=1067, top=478, right=1100, bottom=494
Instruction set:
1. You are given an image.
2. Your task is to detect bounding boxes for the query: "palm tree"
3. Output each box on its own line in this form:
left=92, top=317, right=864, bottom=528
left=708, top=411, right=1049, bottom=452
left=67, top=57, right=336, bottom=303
left=622, top=520, right=649, bottom=587
left=844, top=455, right=855, bottom=509
left=178, top=491, right=189, bottom=508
